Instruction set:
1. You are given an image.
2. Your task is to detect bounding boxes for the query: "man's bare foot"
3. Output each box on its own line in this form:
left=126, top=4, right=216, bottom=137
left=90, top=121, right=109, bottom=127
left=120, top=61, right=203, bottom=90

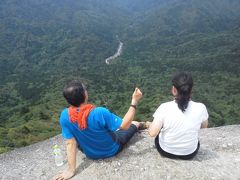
left=145, top=121, right=151, bottom=128
left=138, top=121, right=151, bottom=130
left=132, top=121, right=140, bottom=128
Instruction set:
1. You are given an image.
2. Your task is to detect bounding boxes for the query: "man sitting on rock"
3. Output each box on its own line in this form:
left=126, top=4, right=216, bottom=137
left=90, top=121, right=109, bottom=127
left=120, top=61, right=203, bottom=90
left=54, top=80, right=146, bottom=180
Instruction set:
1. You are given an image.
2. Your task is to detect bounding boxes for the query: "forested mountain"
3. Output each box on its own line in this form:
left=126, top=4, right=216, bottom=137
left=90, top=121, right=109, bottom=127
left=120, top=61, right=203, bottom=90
left=0, top=0, right=239, bottom=153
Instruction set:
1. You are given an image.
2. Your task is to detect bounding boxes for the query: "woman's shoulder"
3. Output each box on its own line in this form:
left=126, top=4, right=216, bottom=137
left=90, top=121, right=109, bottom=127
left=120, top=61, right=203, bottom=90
left=189, top=101, right=207, bottom=109
left=156, top=100, right=176, bottom=111
left=162, top=100, right=176, bottom=107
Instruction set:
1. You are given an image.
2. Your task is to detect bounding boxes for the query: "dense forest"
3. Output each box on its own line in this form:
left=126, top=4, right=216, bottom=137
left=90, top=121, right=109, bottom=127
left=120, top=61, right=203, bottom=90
left=0, top=0, right=240, bottom=153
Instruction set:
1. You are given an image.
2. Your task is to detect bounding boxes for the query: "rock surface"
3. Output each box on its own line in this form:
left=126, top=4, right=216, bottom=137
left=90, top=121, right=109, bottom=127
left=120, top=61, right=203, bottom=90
left=0, top=125, right=240, bottom=180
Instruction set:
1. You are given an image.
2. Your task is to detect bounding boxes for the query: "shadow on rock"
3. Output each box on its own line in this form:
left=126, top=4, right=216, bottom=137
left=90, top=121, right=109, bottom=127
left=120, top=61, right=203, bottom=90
left=193, top=148, right=219, bottom=162
left=75, top=158, right=93, bottom=175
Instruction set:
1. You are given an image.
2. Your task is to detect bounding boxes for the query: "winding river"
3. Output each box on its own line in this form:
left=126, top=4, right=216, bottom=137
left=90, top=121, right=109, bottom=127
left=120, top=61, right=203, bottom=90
left=105, top=41, right=123, bottom=65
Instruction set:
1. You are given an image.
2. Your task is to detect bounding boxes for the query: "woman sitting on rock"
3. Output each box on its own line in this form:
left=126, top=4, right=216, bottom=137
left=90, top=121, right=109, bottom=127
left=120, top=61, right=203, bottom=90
left=148, top=72, right=208, bottom=159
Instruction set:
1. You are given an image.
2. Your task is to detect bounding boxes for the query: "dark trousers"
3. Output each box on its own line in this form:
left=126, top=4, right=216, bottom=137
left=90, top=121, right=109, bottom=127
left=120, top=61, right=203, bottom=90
left=110, top=124, right=138, bottom=153
left=155, top=135, right=200, bottom=160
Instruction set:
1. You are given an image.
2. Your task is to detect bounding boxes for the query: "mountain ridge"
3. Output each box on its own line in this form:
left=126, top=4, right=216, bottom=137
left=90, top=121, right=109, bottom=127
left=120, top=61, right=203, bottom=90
left=0, top=0, right=239, bottom=153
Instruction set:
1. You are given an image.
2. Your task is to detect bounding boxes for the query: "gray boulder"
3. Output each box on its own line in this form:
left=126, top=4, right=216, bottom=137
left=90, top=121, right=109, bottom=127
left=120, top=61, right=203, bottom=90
left=0, top=125, right=240, bottom=180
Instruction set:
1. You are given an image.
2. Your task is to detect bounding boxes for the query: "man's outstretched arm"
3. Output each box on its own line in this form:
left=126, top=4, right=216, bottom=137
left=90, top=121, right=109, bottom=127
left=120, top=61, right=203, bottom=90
left=54, top=138, right=77, bottom=180
left=120, top=87, right=142, bottom=130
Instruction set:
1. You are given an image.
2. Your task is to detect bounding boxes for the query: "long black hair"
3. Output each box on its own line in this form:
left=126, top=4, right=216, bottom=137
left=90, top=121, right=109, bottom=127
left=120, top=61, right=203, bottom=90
left=172, top=72, right=193, bottom=112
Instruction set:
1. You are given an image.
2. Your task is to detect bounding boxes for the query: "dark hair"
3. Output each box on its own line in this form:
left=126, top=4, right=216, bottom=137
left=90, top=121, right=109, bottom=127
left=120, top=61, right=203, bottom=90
left=172, top=72, right=193, bottom=112
left=63, top=80, right=86, bottom=107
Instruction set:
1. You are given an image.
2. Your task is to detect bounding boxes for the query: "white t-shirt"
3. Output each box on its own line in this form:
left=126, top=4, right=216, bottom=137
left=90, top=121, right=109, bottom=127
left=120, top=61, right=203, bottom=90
left=153, top=100, right=208, bottom=155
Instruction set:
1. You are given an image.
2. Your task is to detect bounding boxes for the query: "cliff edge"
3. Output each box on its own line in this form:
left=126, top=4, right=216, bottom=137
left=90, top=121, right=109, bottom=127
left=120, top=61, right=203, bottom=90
left=0, top=125, right=240, bottom=180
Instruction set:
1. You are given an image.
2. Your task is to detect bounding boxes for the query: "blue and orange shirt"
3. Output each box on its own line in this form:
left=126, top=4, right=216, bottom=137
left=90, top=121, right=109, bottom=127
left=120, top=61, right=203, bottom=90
left=59, top=107, right=123, bottom=159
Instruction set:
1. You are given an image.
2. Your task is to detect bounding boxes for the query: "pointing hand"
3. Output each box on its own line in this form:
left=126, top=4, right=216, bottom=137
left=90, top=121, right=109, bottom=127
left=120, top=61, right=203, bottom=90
left=131, top=88, right=142, bottom=105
